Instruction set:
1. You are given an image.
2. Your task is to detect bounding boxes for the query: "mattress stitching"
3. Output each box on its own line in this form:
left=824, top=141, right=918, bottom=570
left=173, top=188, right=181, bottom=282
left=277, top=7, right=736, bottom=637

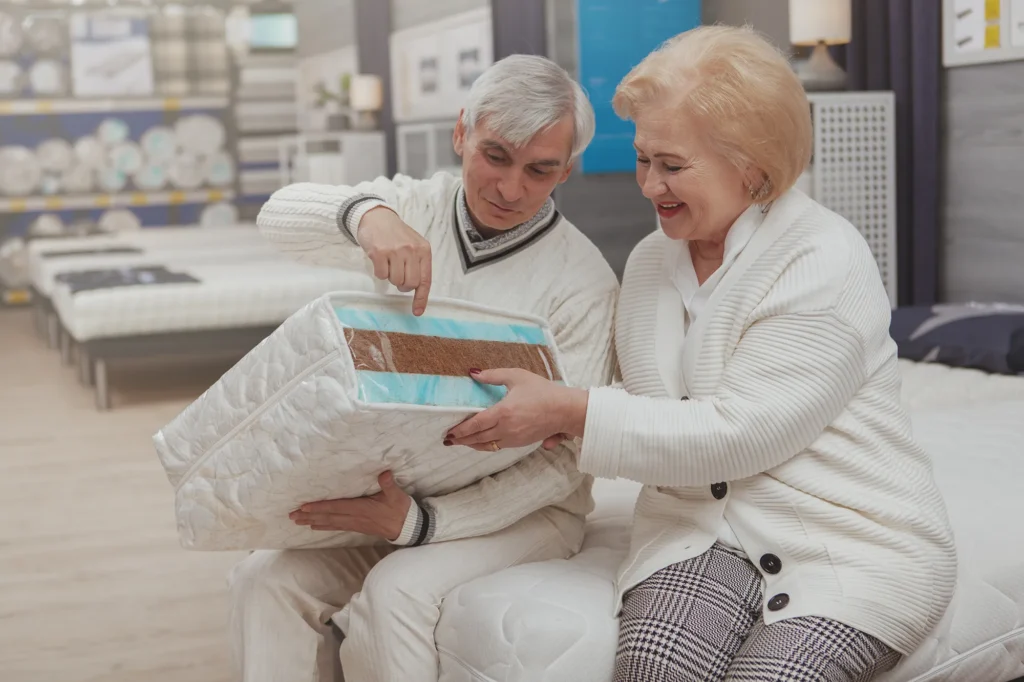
left=173, top=348, right=342, bottom=493
left=437, top=646, right=499, bottom=682
left=905, top=626, right=1024, bottom=682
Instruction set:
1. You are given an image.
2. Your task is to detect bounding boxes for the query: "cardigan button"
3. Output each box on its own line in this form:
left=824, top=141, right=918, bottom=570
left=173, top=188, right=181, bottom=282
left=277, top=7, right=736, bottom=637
left=680, top=396, right=689, bottom=401
left=711, top=482, right=728, bottom=500
left=759, top=553, right=782, bottom=575
left=767, top=593, right=790, bottom=611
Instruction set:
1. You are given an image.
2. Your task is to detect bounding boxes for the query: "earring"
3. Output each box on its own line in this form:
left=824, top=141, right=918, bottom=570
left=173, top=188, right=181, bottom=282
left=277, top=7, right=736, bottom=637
left=749, top=179, right=772, bottom=203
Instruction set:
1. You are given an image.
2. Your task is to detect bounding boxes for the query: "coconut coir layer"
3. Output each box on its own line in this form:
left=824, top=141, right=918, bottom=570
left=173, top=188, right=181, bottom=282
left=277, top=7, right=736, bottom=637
left=346, top=329, right=561, bottom=381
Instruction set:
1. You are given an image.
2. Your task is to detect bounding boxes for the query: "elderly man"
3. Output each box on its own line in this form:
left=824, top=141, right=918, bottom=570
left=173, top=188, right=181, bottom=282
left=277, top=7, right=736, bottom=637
left=230, top=54, right=620, bottom=682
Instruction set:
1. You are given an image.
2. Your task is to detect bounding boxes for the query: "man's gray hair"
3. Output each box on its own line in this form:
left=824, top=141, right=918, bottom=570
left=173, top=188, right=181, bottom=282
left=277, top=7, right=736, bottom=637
left=460, top=54, right=596, bottom=162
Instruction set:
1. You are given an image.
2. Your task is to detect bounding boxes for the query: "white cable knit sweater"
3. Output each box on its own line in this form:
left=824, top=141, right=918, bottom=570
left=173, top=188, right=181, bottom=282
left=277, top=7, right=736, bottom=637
left=256, top=171, right=619, bottom=546
left=580, top=188, right=956, bottom=655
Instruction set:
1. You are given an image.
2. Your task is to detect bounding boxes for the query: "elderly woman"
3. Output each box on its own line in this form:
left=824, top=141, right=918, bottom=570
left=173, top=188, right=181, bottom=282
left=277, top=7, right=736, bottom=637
left=446, top=25, right=956, bottom=682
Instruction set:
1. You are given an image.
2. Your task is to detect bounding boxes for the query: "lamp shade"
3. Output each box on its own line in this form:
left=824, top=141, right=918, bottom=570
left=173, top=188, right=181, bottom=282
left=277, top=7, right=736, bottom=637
left=789, top=0, right=851, bottom=46
left=350, top=74, right=383, bottom=112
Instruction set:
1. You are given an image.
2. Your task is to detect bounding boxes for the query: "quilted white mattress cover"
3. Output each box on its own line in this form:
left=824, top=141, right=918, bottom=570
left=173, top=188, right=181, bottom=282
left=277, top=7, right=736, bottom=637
left=435, top=363, right=1024, bottom=682
left=52, top=260, right=371, bottom=341
left=154, top=292, right=567, bottom=551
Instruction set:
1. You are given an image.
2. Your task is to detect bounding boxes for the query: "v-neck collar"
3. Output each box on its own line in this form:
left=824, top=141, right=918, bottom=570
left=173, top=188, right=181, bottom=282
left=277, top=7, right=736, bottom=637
left=452, top=186, right=561, bottom=273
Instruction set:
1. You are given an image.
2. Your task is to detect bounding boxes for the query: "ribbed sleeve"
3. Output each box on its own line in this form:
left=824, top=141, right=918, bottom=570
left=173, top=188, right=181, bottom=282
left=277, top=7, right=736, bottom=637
left=255, top=173, right=454, bottom=269
left=581, top=310, right=867, bottom=487
left=421, top=442, right=588, bottom=544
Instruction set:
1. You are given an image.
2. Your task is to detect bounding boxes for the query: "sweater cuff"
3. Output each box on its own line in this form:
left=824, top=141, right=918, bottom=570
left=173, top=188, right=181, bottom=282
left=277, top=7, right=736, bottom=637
left=389, top=500, right=435, bottom=546
left=578, top=386, right=628, bottom=480
left=336, top=194, right=389, bottom=245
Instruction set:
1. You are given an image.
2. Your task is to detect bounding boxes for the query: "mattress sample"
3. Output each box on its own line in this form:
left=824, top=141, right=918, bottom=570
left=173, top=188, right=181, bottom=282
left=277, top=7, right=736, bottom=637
left=51, top=260, right=372, bottom=341
left=153, top=292, right=567, bottom=551
left=435, top=365, right=1024, bottom=682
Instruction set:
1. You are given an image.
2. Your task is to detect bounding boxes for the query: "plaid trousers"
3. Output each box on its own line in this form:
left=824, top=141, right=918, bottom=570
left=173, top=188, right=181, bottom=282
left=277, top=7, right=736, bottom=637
left=614, top=544, right=902, bottom=682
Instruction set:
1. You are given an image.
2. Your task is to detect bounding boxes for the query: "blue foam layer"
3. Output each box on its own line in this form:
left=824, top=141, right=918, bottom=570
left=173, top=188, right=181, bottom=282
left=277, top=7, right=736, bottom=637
left=357, top=371, right=508, bottom=408
left=335, top=307, right=547, bottom=345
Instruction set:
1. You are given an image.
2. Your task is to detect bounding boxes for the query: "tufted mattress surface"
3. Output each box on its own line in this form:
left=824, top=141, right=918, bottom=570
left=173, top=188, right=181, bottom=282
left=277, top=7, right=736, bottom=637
left=434, top=362, right=1024, bottom=682
left=153, top=292, right=566, bottom=551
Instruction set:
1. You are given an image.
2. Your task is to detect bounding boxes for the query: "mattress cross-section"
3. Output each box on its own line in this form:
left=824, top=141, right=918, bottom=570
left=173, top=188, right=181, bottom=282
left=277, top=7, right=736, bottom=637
left=153, top=291, right=566, bottom=551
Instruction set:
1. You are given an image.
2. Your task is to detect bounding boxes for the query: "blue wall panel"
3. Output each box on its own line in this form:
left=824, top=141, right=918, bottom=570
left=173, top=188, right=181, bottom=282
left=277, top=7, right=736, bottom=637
left=576, top=0, right=701, bottom=174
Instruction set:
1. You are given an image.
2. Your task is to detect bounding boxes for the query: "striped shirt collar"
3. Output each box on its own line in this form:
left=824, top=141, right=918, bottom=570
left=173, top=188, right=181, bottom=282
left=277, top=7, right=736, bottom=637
left=453, top=185, right=560, bottom=272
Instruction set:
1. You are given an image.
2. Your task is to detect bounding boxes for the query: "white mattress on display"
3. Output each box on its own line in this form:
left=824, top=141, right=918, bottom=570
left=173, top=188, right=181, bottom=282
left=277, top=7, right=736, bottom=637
left=31, top=241, right=282, bottom=298
left=154, top=292, right=567, bottom=551
left=25, top=224, right=261, bottom=259
left=434, top=361, right=1024, bottom=682
left=51, top=260, right=375, bottom=342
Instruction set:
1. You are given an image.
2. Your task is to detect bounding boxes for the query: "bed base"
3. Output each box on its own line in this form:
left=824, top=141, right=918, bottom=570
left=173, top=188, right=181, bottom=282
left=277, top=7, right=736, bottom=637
left=72, top=326, right=279, bottom=411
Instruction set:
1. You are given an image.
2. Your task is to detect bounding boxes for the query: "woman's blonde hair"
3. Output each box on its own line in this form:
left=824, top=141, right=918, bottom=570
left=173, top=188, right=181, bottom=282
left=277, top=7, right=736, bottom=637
left=613, top=25, right=812, bottom=203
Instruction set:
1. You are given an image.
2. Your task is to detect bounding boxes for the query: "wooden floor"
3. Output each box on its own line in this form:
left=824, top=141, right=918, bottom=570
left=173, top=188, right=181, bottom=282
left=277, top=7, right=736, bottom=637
left=0, top=308, right=247, bottom=682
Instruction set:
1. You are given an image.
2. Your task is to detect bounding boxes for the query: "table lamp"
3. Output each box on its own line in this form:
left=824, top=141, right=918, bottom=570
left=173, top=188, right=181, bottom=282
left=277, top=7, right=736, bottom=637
left=789, top=0, right=851, bottom=91
left=349, top=74, right=384, bottom=131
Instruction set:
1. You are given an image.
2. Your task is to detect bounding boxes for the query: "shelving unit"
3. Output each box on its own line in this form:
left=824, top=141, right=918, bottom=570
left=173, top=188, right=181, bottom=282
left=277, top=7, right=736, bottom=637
left=0, top=189, right=233, bottom=213
left=0, top=3, right=241, bottom=306
left=0, top=96, right=228, bottom=116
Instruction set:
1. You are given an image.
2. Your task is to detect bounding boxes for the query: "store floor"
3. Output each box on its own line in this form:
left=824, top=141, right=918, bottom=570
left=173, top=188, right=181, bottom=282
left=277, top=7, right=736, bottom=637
left=0, top=309, right=245, bottom=682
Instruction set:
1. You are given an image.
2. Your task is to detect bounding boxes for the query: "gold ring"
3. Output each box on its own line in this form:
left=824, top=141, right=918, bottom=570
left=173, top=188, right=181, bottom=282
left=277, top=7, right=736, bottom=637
left=488, top=441, right=500, bottom=452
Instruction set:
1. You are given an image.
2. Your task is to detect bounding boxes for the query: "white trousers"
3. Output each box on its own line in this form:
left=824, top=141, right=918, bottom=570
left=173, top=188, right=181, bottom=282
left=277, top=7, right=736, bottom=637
left=227, top=507, right=583, bottom=682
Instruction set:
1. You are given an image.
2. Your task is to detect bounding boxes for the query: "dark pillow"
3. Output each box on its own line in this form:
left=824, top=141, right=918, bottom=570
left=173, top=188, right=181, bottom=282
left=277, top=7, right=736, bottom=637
left=889, top=303, right=1024, bottom=375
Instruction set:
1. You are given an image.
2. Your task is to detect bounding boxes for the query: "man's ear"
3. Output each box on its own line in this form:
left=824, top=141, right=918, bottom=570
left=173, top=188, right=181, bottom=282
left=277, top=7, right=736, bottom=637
left=453, top=111, right=466, bottom=157
left=557, top=161, right=574, bottom=184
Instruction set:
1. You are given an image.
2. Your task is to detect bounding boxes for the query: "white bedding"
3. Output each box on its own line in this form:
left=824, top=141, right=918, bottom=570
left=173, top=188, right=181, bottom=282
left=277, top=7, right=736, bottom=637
left=52, top=260, right=372, bottom=342
left=435, top=361, right=1024, bottom=682
left=153, top=292, right=568, bottom=551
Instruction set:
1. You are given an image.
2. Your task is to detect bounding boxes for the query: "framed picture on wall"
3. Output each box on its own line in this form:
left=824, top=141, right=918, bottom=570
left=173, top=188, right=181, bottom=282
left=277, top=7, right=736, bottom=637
left=943, top=0, right=1024, bottom=66
left=389, top=7, right=493, bottom=123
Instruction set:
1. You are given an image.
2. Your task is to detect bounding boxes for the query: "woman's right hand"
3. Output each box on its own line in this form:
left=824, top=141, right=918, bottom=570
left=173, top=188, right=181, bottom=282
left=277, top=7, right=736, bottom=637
left=357, top=207, right=433, bottom=316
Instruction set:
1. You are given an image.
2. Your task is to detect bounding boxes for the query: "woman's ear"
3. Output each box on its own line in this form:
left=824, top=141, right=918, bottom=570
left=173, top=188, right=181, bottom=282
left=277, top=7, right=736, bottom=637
left=742, top=166, right=770, bottom=201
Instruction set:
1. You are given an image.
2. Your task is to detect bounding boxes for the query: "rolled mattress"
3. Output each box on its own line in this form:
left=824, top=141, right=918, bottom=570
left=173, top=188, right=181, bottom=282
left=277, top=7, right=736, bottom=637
left=153, top=292, right=566, bottom=551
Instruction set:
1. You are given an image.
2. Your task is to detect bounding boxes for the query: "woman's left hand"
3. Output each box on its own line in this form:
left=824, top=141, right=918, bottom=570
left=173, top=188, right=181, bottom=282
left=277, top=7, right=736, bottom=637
left=445, top=369, right=588, bottom=452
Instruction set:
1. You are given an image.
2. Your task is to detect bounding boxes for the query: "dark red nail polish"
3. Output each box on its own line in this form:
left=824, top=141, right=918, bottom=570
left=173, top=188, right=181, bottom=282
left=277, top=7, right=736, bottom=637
left=443, top=439, right=453, bottom=446
left=469, top=368, right=481, bottom=375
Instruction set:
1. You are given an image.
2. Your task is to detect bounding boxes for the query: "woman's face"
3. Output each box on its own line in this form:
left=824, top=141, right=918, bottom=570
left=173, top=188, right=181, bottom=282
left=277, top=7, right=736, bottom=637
left=633, top=105, right=753, bottom=244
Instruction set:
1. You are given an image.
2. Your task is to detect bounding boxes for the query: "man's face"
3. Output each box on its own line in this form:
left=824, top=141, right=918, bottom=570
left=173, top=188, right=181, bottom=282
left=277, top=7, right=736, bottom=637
left=453, top=114, right=575, bottom=230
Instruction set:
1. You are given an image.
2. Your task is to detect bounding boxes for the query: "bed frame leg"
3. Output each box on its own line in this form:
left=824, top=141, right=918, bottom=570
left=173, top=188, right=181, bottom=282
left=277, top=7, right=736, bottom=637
left=60, top=329, right=73, bottom=366
left=33, top=303, right=45, bottom=338
left=78, top=350, right=95, bottom=387
left=95, top=359, right=110, bottom=411
left=47, top=313, right=59, bottom=350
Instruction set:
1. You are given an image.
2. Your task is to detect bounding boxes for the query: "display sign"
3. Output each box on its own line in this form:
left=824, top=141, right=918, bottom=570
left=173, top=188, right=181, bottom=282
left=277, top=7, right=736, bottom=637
left=577, top=0, right=701, bottom=174
left=70, top=13, right=155, bottom=97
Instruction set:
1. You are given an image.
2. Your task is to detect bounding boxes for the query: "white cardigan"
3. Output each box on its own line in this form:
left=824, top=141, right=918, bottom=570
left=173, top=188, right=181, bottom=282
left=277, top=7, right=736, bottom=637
left=579, top=188, right=956, bottom=655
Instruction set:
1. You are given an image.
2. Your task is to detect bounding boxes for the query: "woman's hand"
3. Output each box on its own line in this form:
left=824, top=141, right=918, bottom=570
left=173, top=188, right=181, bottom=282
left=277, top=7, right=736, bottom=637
left=445, top=369, right=589, bottom=452
left=289, top=471, right=412, bottom=541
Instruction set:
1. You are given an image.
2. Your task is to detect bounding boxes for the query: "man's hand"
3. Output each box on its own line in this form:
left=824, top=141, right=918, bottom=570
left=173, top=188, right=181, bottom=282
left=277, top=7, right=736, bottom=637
left=289, top=471, right=413, bottom=541
left=357, top=207, right=432, bottom=316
